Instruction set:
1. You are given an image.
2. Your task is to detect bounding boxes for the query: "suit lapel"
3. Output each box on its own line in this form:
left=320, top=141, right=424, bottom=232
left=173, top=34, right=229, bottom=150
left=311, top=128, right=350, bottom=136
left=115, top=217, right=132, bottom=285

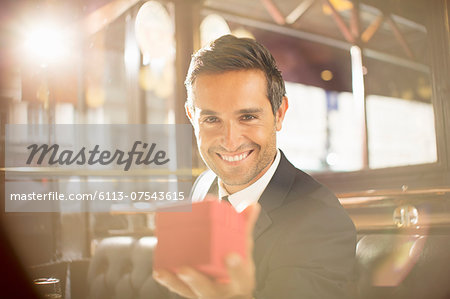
left=253, top=151, right=297, bottom=239
left=253, top=208, right=272, bottom=239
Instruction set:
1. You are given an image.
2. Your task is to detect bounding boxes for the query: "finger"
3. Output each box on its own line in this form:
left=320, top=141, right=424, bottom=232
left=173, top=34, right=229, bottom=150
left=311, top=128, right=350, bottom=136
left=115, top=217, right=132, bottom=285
left=176, top=267, right=225, bottom=297
left=225, top=253, right=254, bottom=295
left=153, top=270, right=197, bottom=298
left=222, top=204, right=260, bottom=297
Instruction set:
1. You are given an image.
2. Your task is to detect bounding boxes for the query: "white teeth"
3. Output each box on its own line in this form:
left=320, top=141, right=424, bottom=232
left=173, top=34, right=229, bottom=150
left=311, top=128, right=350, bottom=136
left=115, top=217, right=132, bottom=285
left=221, top=152, right=249, bottom=162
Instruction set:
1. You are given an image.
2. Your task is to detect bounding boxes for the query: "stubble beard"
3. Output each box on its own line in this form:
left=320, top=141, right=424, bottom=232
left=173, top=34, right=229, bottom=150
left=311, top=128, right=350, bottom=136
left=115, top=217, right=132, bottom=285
left=201, top=128, right=277, bottom=188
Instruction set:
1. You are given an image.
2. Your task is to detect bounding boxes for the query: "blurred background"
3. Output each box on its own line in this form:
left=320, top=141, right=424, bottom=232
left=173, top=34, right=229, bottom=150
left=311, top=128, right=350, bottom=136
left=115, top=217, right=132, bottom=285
left=0, top=0, right=440, bottom=172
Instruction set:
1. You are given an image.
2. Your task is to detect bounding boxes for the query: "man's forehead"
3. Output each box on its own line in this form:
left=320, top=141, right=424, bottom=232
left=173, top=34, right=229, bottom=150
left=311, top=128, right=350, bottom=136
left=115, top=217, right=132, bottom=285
left=191, top=69, right=265, bottom=92
left=190, top=70, right=268, bottom=103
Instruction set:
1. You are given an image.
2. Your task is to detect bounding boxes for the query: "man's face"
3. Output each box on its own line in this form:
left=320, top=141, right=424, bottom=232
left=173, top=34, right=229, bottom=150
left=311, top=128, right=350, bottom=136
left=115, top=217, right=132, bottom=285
left=186, top=70, right=288, bottom=194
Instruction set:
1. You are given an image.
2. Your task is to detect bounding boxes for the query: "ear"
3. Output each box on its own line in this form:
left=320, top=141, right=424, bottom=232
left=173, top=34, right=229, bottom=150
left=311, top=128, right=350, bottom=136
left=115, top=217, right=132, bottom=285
left=275, top=96, right=288, bottom=131
left=185, top=102, right=194, bottom=124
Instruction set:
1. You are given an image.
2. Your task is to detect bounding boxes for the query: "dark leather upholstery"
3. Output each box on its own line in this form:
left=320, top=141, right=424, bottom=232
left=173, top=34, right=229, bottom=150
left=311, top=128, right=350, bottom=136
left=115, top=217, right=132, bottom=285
left=86, top=236, right=168, bottom=299
left=356, top=234, right=450, bottom=299
left=87, top=234, right=450, bottom=299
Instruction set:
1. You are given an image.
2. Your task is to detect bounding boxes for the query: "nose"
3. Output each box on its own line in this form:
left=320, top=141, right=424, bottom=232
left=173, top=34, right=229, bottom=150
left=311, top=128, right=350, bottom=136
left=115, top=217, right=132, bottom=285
left=220, top=121, right=242, bottom=151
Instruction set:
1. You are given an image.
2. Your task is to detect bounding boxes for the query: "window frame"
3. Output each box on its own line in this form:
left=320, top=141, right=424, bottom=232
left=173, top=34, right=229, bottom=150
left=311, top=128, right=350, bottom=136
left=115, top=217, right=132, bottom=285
left=314, top=0, right=450, bottom=194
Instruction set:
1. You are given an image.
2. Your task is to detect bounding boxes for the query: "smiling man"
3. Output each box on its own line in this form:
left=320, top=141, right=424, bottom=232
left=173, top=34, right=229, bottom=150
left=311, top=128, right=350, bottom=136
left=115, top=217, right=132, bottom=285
left=189, top=69, right=285, bottom=197
left=153, top=35, right=356, bottom=299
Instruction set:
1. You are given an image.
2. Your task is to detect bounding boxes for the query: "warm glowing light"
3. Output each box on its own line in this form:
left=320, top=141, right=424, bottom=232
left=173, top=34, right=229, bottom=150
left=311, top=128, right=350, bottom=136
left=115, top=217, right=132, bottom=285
left=326, top=152, right=338, bottom=165
left=86, top=86, right=105, bottom=108
left=351, top=46, right=364, bottom=102
left=200, top=14, right=231, bottom=47
left=322, top=0, right=353, bottom=15
left=135, top=1, right=174, bottom=60
left=23, top=23, right=69, bottom=66
left=232, top=27, right=255, bottom=39
left=321, top=70, right=333, bottom=81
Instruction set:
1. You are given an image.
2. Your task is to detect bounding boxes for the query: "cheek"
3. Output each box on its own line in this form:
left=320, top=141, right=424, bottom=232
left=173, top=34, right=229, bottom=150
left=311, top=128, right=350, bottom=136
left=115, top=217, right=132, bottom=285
left=196, top=128, right=216, bottom=148
left=244, top=125, right=273, bottom=144
left=246, top=113, right=277, bottom=141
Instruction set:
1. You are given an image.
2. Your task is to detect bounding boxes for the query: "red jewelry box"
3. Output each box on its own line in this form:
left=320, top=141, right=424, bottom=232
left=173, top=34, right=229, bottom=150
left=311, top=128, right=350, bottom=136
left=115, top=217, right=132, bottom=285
left=153, top=199, right=247, bottom=282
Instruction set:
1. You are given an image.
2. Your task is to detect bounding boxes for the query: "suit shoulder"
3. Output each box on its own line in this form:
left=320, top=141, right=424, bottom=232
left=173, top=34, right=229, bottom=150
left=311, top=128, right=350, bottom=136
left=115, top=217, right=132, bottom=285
left=287, top=164, right=342, bottom=208
left=279, top=163, right=355, bottom=231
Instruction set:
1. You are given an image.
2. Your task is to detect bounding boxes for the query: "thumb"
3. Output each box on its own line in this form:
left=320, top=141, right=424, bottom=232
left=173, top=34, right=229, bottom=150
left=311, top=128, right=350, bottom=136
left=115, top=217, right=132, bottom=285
left=226, top=253, right=255, bottom=296
left=242, top=203, right=261, bottom=236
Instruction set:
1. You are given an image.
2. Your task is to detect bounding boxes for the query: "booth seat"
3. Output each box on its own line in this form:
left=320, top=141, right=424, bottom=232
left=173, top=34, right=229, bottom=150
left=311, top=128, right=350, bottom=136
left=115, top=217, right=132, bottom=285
left=86, top=237, right=169, bottom=299
left=356, top=234, right=450, bottom=299
left=87, top=234, right=450, bottom=299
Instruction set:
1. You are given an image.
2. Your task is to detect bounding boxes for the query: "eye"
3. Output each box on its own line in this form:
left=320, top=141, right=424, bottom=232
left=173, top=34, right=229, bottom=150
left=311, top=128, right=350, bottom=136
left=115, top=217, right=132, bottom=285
left=202, top=116, right=219, bottom=124
left=241, top=114, right=256, bottom=121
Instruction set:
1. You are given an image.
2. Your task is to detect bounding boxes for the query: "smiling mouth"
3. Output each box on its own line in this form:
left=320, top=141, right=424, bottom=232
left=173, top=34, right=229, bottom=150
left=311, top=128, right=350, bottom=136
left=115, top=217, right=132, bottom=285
left=218, top=150, right=252, bottom=162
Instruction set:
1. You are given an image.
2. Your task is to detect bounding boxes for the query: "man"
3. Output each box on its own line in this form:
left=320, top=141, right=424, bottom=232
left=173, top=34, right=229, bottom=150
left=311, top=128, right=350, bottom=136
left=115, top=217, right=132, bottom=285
left=154, top=34, right=356, bottom=299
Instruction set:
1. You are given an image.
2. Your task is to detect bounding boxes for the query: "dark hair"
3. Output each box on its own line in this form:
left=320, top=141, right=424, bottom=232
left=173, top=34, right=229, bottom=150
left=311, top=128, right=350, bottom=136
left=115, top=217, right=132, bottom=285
left=185, top=35, right=286, bottom=115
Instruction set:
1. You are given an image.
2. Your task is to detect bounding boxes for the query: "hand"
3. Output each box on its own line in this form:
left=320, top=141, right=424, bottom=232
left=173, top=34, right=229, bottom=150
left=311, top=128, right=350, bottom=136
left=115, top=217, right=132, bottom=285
left=153, top=203, right=261, bottom=299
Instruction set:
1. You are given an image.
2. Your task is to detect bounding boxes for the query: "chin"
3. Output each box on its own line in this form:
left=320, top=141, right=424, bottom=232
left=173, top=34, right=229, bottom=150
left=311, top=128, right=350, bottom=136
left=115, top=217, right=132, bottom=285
left=219, top=173, right=254, bottom=186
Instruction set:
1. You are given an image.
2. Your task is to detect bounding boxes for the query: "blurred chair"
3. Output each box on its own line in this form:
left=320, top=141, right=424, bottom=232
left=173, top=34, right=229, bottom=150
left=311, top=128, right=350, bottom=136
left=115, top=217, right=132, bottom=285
left=356, top=234, right=450, bottom=299
left=86, top=236, right=169, bottom=299
left=87, top=233, right=450, bottom=299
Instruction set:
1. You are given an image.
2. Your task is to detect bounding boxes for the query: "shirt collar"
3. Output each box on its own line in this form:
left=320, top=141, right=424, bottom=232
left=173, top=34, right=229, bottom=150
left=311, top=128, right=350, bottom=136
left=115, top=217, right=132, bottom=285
left=218, top=149, right=281, bottom=213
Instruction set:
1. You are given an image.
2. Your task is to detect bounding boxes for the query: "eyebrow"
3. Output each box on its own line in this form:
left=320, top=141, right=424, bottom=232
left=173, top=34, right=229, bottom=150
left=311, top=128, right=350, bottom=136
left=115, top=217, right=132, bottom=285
left=199, top=109, right=217, bottom=116
left=237, top=108, right=263, bottom=114
left=198, top=108, right=263, bottom=116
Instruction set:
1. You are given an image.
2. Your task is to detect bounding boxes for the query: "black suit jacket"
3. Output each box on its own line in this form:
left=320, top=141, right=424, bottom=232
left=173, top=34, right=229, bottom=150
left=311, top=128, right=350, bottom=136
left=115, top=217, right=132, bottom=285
left=190, top=151, right=357, bottom=298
